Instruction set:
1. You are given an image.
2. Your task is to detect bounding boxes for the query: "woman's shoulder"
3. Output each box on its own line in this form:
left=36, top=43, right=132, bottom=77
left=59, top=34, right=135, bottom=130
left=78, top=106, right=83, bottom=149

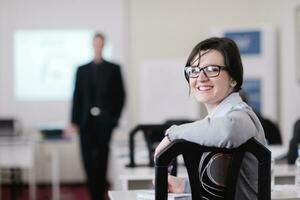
left=234, top=102, right=251, bottom=111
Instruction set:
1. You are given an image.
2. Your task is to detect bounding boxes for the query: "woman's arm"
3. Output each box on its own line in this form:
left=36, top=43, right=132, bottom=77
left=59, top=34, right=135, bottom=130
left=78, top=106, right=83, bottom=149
left=167, top=109, right=257, bottom=148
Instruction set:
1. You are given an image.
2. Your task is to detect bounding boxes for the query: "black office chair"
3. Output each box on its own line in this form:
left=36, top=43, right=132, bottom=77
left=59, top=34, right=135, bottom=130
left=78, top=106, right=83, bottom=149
left=155, top=138, right=271, bottom=200
left=127, top=120, right=194, bottom=168
left=127, top=124, right=169, bottom=167
left=256, top=114, right=282, bottom=145
left=0, top=118, right=21, bottom=137
left=288, top=119, right=300, bottom=164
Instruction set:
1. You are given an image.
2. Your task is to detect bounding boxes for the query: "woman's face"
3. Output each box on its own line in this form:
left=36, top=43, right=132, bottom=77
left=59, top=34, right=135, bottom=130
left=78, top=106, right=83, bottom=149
left=189, top=49, right=234, bottom=113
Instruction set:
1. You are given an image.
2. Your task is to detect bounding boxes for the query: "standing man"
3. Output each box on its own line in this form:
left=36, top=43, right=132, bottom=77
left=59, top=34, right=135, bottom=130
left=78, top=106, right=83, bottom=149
left=69, top=32, right=125, bottom=200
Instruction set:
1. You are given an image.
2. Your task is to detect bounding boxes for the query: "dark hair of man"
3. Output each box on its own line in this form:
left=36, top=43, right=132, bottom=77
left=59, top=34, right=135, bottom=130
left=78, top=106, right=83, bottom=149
left=93, top=32, right=105, bottom=43
left=184, top=37, right=243, bottom=92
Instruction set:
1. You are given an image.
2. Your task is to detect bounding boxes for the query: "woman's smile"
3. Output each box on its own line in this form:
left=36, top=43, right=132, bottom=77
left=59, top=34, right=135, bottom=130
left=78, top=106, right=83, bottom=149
left=196, top=85, right=213, bottom=91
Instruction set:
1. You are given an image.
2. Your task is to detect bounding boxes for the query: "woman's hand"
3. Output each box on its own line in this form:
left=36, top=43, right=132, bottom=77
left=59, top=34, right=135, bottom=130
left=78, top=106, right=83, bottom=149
left=153, top=137, right=185, bottom=193
left=168, top=175, right=185, bottom=193
left=152, top=174, right=185, bottom=193
left=154, top=136, right=171, bottom=158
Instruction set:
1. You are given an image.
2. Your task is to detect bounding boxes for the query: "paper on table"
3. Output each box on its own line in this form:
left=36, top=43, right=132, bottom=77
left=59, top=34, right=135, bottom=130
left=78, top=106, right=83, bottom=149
left=136, top=190, right=191, bottom=200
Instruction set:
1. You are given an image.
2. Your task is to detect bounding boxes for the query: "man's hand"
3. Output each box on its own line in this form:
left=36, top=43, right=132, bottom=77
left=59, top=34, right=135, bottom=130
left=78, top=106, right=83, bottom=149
left=64, top=123, right=79, bottom=139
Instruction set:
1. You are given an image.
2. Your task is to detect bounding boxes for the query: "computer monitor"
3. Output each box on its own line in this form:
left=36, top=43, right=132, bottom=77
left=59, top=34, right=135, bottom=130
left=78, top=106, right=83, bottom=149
left=0, top=119, right=16, bottom=137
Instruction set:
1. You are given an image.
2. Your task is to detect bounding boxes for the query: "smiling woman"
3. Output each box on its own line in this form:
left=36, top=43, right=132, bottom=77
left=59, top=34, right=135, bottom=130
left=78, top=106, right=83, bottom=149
left=186, top=50, right=234, bottom=113
left=154, top=37, right=267, bottom=200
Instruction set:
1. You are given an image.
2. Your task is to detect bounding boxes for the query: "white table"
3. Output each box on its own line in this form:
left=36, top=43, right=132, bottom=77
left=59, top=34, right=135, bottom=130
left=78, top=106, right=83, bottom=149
left=36, top=138, right=63, bottom=200
left=268, top=145, right=289, bottom=160
left=119, top=165, right=188, bottom=190
left=109, top=186, right=300, bottom=200
left=0, top=137, right=35, bottom=200
left=35, top=135, right=81, bottom=200
left=0, top=136, right=62, bottom=200
left=272, top=185, right=300, bottom=200
left=114, top=142, right=296, bottom=190
left=274, top=164, right=296, bottom=185
left=117, top=163, right=296, bottom=190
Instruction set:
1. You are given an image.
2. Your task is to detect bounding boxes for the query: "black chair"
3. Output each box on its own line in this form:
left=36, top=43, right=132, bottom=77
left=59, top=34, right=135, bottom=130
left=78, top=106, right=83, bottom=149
left=287, top=119, right=300, bottom=164
left=155, top=138, right=271, bottom=200
left=127, top=124, right=170, bottom=168
left=127, top=120, right=194, bottom=168
left=256, top=114, right=282, bottom=145
left=0, top=118, right=21, bottom=137
left=126, top=123, right=181, bottom=177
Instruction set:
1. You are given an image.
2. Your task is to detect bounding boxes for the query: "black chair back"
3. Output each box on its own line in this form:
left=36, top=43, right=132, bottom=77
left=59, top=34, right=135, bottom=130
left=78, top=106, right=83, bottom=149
left=288, top=119, right=300, bottom=164
left=127, top=120, right=194, bottom=168
left=127, top=124, right=170, bottom=168
left=155, top=138, right=271, bottom=200
left=0, top=119, right=20, bottom=137
left=257, top=114, right=282, bottom=145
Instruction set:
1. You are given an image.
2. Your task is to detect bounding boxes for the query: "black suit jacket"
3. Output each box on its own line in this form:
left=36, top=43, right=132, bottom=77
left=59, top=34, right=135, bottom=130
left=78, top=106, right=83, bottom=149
left=71, top=60, right=125, bottom=130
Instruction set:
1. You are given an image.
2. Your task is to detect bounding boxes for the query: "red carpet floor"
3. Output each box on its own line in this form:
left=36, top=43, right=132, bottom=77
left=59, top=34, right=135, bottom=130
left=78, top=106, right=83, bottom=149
left=0, top=184, right=98, bottom=200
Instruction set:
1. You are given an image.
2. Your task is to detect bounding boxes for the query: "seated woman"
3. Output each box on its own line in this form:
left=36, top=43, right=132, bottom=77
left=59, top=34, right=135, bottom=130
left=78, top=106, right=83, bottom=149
left=155, top=37, right=267, bottom=200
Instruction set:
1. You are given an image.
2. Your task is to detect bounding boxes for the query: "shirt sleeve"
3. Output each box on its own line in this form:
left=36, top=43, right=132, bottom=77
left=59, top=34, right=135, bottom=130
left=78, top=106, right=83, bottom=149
left=184, top=178, right=191, bottom=193
left=167, top=109, right=258, bottom=148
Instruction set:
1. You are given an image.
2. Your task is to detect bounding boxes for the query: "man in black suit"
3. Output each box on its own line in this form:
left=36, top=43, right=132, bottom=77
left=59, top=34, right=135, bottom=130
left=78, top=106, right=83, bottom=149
left=68, top=32, right=125, bottom=200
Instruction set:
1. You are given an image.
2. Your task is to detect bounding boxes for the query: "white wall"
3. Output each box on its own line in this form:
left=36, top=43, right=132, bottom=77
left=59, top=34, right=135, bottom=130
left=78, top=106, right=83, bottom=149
left=128, top=0, right=299, bottom=145
left=0, top=0, right=128, bottom=130
left=1, top=0, right=300, bottom=146
left=281, top=1, right=300, bottom=145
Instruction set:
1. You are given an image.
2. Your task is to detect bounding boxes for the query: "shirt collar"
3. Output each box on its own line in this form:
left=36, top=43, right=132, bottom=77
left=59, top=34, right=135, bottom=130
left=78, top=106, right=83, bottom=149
left=207, top=92, right=244, bottom=118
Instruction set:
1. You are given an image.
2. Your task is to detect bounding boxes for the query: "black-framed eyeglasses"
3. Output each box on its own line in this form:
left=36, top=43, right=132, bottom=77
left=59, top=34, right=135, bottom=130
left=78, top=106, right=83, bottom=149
left=184, top=65, right=228, bottom=78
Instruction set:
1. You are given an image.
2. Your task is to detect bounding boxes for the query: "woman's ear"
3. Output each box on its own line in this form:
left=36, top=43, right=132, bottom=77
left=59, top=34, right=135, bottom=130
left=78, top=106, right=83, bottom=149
left=230, top=80, right=237, bottom=88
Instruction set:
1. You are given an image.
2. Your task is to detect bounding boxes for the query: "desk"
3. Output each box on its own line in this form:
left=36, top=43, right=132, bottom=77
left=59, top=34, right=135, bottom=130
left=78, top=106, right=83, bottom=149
left=272, top=185, right=300, bottom=200
left=36, top=139, right=60, bottom=200
left=268, top=145, right=289, bottom=160
left=117, top=163, right=296, bottom=190
left=119, top=165, right=188, bottom=190
left=0, top=137, right=35, bottom=200
left=274, top=164, right=296, bottom=185
left=35, top=135, right=81, bottom=200
left=0, top=136, right=62, bottom=200
left=114, top=142, right=295, bottom=190
left=109, top=186, right=300, bottom=200
left=111, top=138, right=188, bottom=190
left=119, top=167, right=156, bottom=190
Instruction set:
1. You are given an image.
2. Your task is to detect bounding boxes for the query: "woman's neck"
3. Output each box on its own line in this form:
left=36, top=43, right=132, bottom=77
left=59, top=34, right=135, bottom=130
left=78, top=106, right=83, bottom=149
left=205, top=104, right=217, bottom=115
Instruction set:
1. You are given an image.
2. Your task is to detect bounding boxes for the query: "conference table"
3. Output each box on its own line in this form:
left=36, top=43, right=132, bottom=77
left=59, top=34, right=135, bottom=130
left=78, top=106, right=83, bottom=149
left=109, top=185, right=300, bottom=200
left=0, top=135, right=61, bottom=200
left=116, top=145, right=295, bottom=190
left=0, top=136, right=36, bottom=200
left=118, top=163, right=296, bottom=191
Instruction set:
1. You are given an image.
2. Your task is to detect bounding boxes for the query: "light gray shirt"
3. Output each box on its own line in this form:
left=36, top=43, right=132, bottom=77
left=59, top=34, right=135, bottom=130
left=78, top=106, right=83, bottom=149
left=166, top=92, right=267, bottom=199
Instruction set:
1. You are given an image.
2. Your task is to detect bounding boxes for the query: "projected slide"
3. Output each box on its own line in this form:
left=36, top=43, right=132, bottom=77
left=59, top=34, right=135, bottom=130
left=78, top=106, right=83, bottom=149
left=14, top=30, right=112, bottom=101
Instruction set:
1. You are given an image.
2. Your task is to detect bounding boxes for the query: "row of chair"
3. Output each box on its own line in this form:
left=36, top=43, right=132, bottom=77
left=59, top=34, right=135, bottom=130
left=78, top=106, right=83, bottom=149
left=126, top=120, right=271, bottom=199
left=126, top=119, right=193, bottom=168
left=125, top=118, right=300, bottom=200
left=127, top=117, right=300, bottom=169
